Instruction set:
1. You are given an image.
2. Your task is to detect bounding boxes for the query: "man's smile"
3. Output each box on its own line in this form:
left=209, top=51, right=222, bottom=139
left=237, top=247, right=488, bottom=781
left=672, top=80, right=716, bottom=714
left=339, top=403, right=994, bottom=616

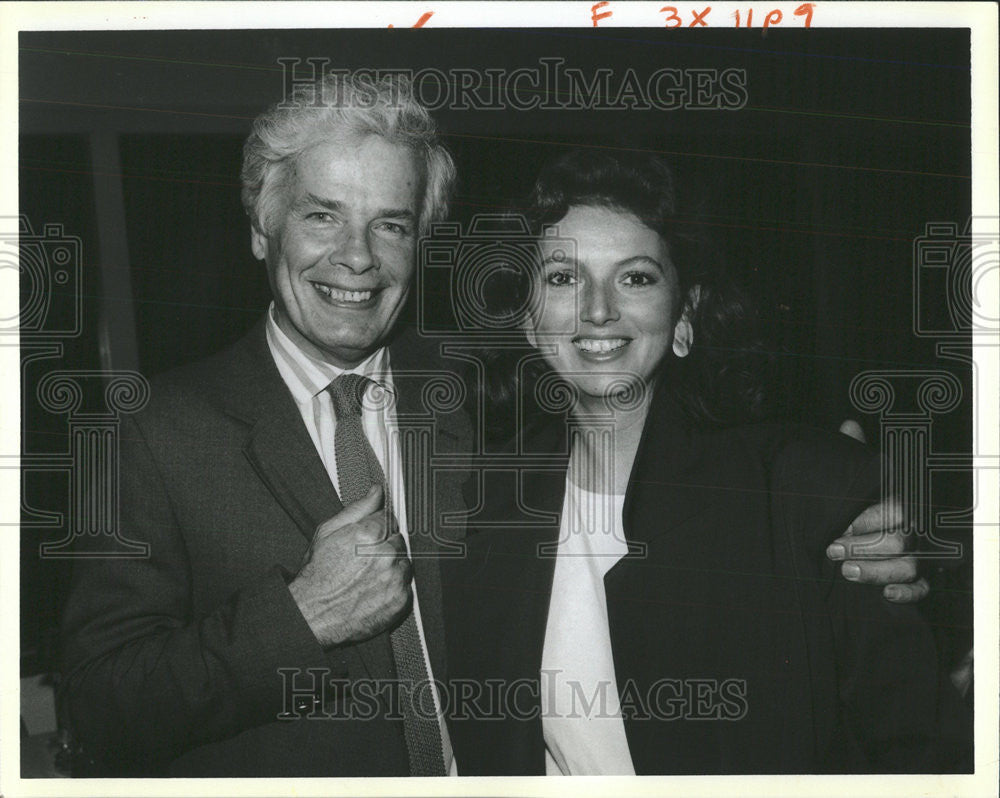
left=309, top=280, right=381, bottom=307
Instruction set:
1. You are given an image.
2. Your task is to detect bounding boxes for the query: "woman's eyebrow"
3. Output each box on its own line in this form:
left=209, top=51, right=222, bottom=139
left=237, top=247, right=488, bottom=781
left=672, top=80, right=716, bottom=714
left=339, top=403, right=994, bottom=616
left=540, top=253, right=579, bottom=267
left=615, top=255, right=665, bottom=272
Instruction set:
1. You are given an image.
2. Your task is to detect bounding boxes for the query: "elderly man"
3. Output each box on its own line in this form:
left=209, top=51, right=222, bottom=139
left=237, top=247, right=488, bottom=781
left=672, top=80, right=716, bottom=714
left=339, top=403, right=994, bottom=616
left=59, top=71, right=921, bottom=777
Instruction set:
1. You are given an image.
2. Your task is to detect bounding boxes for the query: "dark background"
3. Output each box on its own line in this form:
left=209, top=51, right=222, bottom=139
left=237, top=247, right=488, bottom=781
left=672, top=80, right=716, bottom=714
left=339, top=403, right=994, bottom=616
left=19, top=28, right=972, bottom=688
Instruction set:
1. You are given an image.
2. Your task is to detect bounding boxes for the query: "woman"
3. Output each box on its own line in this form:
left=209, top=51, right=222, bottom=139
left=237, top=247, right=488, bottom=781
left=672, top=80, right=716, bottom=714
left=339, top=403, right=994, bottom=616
left=442, top=149, right=967, bottom=775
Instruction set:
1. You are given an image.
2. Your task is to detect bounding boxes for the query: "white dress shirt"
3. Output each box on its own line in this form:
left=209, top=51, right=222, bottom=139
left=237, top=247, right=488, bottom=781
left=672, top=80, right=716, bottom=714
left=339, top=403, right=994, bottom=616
left=265, top=303, right=456, bottom=775
left=541, top=477, right=634, bottom=775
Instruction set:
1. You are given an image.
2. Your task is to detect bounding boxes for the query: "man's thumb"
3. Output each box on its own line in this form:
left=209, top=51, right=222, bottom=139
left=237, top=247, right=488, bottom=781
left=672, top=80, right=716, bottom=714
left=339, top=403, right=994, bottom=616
left=845, top=497, right=906, bottom=537
left=321, top=484, right=383, bottom=534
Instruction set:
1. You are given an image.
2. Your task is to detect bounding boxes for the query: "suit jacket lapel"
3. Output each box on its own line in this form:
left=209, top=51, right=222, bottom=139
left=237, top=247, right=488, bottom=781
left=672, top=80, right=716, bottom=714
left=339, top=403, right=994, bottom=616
left=243, top=402, right=345, bottom=543
left=611, top=416, right=831, bottom=773
left=515, top=421, right=568, bottom=675
left=218, top=321, right=476, bottom=683
left=216, top=318, right=396, bottom=680
left=621, top=383, right=713, bottom=552
left=204, top=318, right=345, bottom=539
left=496, top=418, right=569, bottom=773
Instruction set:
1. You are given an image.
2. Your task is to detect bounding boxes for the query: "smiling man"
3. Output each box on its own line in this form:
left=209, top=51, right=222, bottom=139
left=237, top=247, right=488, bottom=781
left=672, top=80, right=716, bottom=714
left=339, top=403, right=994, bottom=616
left=60, top=73, right=469, bottom=777
left=59, top=70, right=926, bottom=778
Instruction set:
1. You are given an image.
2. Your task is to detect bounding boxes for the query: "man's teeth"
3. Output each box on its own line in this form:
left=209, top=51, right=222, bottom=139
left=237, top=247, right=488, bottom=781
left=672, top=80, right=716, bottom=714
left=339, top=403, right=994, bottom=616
left=574, top=338, right=629, bottom=353
left=313, top=283, right=373, bottom=303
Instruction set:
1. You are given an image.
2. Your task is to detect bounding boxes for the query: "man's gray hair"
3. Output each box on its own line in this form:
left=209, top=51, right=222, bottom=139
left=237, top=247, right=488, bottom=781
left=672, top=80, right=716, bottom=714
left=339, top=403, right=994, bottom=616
left=241, top=71, right=456, bottom=236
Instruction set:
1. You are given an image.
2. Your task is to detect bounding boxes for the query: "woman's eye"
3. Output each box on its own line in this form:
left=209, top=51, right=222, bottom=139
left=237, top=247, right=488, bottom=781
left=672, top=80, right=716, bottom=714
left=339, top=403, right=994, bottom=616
left=545, top=270, right=578, bottom=286
left=622, top=271, right=656, bottom=287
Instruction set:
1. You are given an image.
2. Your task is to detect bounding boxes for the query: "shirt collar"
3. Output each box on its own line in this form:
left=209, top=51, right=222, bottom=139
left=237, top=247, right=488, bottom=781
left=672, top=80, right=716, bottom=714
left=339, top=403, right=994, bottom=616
left=265, top=302, right=395, bottom=403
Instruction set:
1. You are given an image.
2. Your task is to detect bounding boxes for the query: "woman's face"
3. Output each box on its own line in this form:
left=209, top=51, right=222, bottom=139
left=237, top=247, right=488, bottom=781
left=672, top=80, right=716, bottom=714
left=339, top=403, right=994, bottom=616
left=527, top=204, right=692, bottom=407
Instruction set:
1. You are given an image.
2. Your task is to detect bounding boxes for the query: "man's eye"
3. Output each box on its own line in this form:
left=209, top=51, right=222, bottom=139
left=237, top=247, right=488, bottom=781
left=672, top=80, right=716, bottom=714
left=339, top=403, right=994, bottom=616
left=306, top=211, right=336, bottom=222
left=375, top=221, right=410, bottom=235
left=622, top=271, right=656, bottom=287
left=545, top=270, right=578, bottom=286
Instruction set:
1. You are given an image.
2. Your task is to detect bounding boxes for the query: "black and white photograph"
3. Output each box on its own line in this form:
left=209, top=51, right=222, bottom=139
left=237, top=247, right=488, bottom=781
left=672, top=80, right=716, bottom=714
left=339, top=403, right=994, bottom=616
left=3, top=2, right=997, bottom=796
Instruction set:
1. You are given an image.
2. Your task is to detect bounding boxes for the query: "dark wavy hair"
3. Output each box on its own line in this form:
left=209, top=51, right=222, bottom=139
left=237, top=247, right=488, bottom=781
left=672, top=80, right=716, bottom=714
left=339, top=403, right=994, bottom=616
left=483, top=147, right=774, bottom=431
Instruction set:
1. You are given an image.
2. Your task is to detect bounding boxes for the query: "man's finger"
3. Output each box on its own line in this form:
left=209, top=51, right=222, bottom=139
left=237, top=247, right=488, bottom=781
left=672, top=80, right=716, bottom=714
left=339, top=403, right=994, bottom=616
left=317, top=484, right=384, bottom=537
left=838, top=419, right=866, bottom=443
left=396, top=551, right=414, bottom=584
left=839, top=556, right=918, bottom=584
left=883, top=577, right=930, bottom=603
left=840, top=498, right=908, bottom=538
left=382, top=530, right=408, bottom=557
left=827, top=529, right=906, bottom=561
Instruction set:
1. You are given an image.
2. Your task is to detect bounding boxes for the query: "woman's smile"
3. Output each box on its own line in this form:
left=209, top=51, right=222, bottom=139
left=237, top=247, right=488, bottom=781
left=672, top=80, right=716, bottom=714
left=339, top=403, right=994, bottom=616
left=571, top=336, right=632, bottom=357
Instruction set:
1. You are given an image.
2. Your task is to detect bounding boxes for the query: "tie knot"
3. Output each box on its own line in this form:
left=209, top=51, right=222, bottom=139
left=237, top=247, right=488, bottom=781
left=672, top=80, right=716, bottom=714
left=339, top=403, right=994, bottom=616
left=328, top=373, right=371, bottom=418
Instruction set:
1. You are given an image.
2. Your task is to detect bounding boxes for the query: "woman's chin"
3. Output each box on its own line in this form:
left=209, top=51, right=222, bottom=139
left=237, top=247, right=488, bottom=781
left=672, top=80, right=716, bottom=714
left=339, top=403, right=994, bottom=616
left=568, top=378, right=648, bottom=413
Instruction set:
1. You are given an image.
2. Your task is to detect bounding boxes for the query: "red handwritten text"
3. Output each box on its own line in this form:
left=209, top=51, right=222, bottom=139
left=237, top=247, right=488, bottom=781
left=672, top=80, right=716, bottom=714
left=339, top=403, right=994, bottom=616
left=388, top=11, right=434, bottom=28
left=592, top=1, right=613, bottom=26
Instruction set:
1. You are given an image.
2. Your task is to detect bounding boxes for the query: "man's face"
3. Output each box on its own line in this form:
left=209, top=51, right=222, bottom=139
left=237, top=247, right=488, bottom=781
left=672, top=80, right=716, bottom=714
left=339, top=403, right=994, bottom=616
left=252, top=134, right=422, bottom=367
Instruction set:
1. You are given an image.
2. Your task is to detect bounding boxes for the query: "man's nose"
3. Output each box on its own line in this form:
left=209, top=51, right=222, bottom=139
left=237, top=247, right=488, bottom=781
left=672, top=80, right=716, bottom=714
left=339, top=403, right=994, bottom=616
left=329, top=226, right=375, bottom=273
left=581, top=281, right=619, bottom=325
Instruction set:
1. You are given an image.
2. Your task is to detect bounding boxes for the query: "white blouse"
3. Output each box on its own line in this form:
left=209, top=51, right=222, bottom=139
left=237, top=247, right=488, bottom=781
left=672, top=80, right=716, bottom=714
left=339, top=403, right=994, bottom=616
left=540, top=477, right=635, bottom=775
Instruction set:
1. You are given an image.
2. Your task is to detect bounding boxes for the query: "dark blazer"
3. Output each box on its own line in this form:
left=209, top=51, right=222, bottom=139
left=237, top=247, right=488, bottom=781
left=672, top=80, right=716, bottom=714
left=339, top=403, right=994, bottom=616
left=60, top=318, right=471, bottom=776
left=443, top=387, right=968, bottom=774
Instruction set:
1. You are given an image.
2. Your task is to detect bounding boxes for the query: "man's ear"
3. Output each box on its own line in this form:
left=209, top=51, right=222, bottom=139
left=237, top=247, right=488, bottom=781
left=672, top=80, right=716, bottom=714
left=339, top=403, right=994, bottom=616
left=250, top=225, right=268, bottom=261
left=672, top=284, right=700, bottom=358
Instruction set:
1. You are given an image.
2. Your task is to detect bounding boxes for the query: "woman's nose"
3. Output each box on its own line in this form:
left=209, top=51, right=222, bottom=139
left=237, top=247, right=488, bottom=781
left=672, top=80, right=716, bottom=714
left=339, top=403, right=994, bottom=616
left=581, top=282, right=619, bottom=325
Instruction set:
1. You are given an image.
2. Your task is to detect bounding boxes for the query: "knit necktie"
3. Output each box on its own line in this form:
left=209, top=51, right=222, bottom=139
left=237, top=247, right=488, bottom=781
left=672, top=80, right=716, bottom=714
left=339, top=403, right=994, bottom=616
left=328, top=373, right=447, bottom=777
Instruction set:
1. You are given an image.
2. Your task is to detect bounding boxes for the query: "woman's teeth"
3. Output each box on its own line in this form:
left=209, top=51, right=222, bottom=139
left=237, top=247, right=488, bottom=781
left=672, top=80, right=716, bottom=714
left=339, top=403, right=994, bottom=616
left=312, top=283, right=373, bottom=303
left=573, top=338, right=629, bottom=353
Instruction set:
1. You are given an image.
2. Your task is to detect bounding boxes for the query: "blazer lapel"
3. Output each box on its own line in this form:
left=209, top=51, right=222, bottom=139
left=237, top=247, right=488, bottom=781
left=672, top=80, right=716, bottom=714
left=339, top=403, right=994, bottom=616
left=220, top=318, right=395, bottom=680
left=244, top=404, right=344, bottom=543
left=621, top=384, right=713, bottom=553
left=496, top=419, right=568, bottom=774
left=516, top=422, right=569, bottom=670
left=203, top=318, right=344, bottom=539
left=606, top=384, right=804, bottom=773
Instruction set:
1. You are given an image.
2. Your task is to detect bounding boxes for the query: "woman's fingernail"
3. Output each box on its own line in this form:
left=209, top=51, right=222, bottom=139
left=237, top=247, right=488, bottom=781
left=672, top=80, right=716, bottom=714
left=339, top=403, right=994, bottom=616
left=843, top=564, right=861, bottom=580
left=827, top=543, right=846, bottom=560
left=885, top=586, right=901, bottom=600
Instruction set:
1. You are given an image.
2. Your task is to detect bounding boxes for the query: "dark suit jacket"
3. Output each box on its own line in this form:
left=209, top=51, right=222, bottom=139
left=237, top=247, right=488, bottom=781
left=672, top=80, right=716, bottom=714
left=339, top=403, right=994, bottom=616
left=60, top=318, right=471, bottom=776
left=443, top=387, right=969, bottom=774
